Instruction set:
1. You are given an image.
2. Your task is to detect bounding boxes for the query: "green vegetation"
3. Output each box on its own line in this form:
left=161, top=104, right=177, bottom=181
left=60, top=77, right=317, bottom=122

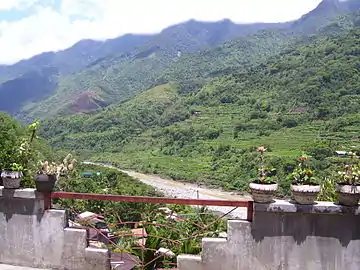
left=4, top=3, right=360, bottom=266
left=3, top=4, right=360, bottom=266
left=1, top=20, right=289, bottom=120
left=3, top=0, right=359, bottom=121
left=56, top=163, right=226, bottom=269
left=55, top=163, right=163, bottom=222
left=40, top=17, right=360, bottom=197
left=21, top=29, right=289, bottom=120
left=0, top=112, right=53, bottom=186
left=0, top=114, right=225, bottom=267
left=2, top=3, right=359, bottom=200
left=0, top=113, right=25, bottom=169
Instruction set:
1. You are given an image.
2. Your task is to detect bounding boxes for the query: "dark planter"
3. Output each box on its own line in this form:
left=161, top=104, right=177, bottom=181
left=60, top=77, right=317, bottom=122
left=336, top=184, right=360, bottom=206
left=291, top=184, right=320, bottom=205
left=34, top=174, right=57, bottom=192
left=1, top=170, right=23, bottom=189
left=249, top=181, right=278, bottom=203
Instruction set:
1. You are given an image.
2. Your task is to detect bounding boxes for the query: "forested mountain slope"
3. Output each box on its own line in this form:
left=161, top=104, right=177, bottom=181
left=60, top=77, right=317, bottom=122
left=41, top=18, right=360, bottom=193
left=2, top=0, right=360, bottom=121
left=0, top=34, right=152, bottom=80
left=17, top=20, right=289, bottom=121
left=0, top=19, right=287, bottom=120
left=291, top=0, right=360, bottom=33
left=18, top=0, right=360, bottom=120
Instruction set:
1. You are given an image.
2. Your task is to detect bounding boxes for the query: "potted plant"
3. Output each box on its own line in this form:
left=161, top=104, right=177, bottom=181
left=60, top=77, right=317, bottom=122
left=34, top=161, right=58, bottom=192
left=1, top=121, right=39, bottom=189
left=249, top=146, right=278, bottom=203
left=289, top=154, right=320, bottom=205
left=1, top=163, right=24, bottom=189
left=34, top=154, right=77, bottom=192
left=336, top=152, right=360, bottom=206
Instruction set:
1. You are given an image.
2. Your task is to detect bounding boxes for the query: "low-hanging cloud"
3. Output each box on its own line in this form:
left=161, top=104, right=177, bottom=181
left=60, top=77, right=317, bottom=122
left=0, top=0, right=322, bottom=64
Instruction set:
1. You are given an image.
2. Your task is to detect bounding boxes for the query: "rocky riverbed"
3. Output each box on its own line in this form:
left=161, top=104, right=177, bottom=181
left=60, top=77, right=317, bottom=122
left=83, top=161, right=251, bottom=219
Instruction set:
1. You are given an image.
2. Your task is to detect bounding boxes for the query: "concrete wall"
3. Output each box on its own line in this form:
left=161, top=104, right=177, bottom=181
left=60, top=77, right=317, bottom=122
left=0, top=187, right=110, bottom=270
left=178, top=200, right=360, bottom=270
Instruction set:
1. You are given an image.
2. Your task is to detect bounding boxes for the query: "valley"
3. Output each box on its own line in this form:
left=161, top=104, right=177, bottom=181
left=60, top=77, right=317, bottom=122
left=40, top=11, right=360, bottom=195
left=0, top=0, right=360, bottom=198
left=2, top=1, right=360, bottom=269
left=83, top=161, right=250, bottom=219
left=0, top=0, right=358, bottom=121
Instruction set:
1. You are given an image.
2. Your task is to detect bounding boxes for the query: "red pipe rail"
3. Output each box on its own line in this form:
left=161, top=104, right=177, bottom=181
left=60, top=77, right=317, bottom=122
left=45, top=191, right=254, bottom=222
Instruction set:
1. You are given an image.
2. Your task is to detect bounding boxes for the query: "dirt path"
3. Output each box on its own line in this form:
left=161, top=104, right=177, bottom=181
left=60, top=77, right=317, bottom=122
left=83, top=161, right=251, bottom=219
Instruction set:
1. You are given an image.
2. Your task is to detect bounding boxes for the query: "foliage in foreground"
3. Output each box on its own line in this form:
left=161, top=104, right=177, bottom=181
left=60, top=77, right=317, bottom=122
left=55, top=164, right=226, bottom=269
left=0, top=113, right=53, bottom=186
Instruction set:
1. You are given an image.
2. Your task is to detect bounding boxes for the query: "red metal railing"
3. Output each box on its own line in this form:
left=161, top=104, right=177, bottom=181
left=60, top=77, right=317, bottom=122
left=45, top=191, right=253, bottom=269
left=47, top=191, right=253, bottom=222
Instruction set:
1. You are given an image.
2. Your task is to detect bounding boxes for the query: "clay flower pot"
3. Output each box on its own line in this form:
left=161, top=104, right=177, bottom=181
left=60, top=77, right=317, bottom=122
left=336, top=184, right=360, bottom=206
left=291, top=184, right=320, bottom=205
left=249, top=181, right=278, bottom=203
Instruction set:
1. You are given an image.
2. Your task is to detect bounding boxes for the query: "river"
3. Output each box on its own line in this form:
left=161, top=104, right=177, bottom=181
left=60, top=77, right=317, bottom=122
left=83, top=161, right=251, bottom=219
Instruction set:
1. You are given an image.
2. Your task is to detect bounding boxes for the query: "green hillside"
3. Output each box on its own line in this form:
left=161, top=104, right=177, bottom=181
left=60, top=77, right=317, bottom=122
left=41, top=22, right=360, bottom=195
left=0, top=35, right=152, bottom=81
left=41, top=83, right=184, bottom=150
left=13, top=1, right=360, bottom=121
left=0, top=19, right=288, bottom=120
left=292, top=0, right=360, bottom=34
left=20, top=28, right=289, bottom=121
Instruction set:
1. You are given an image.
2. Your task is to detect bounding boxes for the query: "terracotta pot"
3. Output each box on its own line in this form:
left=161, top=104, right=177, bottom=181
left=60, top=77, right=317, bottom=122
left=249, top=182, right=278, bottom=203
left=34, top=174, right=57, bottom=192
left=336, top=184, right=360, bottom=206
left=291, top=184, right=320, bottom=205
left=1, top=170, right=23, bottom=189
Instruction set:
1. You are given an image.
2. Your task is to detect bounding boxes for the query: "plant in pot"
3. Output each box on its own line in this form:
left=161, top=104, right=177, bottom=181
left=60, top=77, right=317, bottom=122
left=34, top=161, right=58, bottom=192
left=289, top=155, right=320, bottom=205
left=34, top=154, right=77, bottom=192
left=336, top=152, right=360, bottom=206
left=249, top=146, right=278, bottom=203
left=1, top=163, right=24, bottom=189
left=1, top=121, right=39, bottom=189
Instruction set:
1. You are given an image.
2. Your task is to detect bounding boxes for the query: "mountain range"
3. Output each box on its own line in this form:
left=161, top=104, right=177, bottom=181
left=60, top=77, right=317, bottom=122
left=1, top=0, right=359, bottom=120
left=0, top=0, right=358, bottom=194
left=40, top=9, right=360, bottom=192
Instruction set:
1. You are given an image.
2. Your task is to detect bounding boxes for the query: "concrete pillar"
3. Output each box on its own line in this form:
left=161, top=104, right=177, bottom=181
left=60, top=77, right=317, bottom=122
left=0, top=187, right=110, bottom=270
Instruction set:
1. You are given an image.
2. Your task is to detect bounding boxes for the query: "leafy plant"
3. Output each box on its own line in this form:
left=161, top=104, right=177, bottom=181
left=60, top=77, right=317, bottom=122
left=288, top=154, right=317, bottom=185
left=337, top=152, right=360, bottom=185
left=4, top=120, right=40, bottom=173
left=255, top=146, right=277, bottom=184
left=38, top=154, right=77, bottom=176
left=57, top=154, right=77, bottom=176
left=317, top=176, right=337, bottom=202
left=37, top=161, right=58, bottom=175
left=10, top=163, right=24, bottom=172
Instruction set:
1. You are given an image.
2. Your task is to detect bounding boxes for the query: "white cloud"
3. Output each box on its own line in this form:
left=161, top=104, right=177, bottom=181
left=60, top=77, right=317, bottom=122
left=0, top=0, right=322, bottom=64
left=0, top=0, right=37, bottom=11
left=60, top=0, right=103, bottom=19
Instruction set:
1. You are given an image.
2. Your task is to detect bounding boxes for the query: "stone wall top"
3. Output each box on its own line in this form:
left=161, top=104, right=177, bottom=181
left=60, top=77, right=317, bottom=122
left=0, top=187, right=44, bottom=199
left=254, top=199, right=360, bottom=215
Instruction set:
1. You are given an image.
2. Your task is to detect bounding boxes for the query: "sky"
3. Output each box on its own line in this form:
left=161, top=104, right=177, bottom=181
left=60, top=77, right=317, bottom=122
left=0, top=0, right=322, bottom=65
